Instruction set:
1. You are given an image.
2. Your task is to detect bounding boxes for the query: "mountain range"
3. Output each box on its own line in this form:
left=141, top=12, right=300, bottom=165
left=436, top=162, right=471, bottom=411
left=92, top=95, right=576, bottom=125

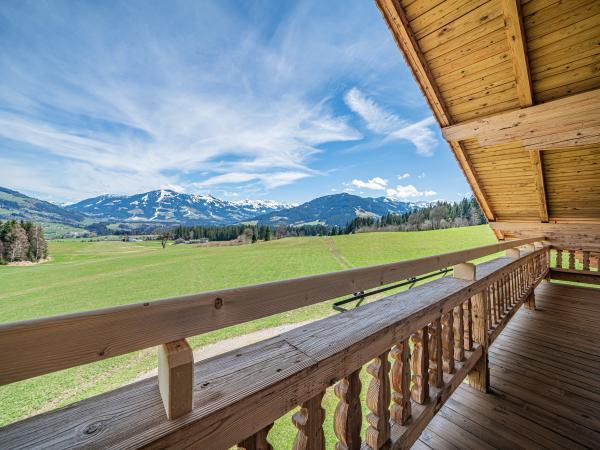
left=0, top=186, right=420, bottom=236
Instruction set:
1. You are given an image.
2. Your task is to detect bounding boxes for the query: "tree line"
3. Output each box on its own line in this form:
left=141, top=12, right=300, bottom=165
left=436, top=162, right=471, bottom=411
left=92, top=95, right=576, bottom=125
left=0, top=220, right=48, bottom=264
left=345, top=197, right=485, bottom=233
left=163, top=197, right=485, bottom=243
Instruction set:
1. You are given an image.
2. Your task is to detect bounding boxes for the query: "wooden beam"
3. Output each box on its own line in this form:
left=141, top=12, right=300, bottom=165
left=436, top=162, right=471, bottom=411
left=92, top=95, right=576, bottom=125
left=376, top=0, right=496, bottom=225
left=441, top=89, right=600, bottom=148
left=501, top=0, right=533, bottom=107
left=529, top=150, right=549, bottom=222
left=489, top=222, right=600, bottom=251
left=0, top=237, right=542, bottom=386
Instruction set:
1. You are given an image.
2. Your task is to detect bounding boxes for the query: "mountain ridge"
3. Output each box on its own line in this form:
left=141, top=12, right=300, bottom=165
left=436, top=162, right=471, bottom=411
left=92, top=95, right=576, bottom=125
left=1, top=186, right=421, bottom=233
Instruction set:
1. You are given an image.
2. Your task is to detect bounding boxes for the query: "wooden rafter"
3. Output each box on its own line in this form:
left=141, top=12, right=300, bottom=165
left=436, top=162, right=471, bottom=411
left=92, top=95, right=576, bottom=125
left=501, top=0, right=551, bottom=225
left=501, top=0, right=533, bottom=108
left=528, top=150, right=548, bottom=222
left=376, top=0, right=497, bottom=223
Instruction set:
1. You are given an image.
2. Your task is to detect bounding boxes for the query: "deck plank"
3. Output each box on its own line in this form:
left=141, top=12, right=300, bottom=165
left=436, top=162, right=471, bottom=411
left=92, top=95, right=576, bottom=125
left=414, top=281, right=600, bottom=449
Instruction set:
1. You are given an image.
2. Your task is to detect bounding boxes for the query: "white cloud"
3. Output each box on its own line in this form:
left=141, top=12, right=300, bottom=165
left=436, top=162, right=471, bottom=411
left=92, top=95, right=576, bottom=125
left=351, top=176, right=388, bottom=190
left=398, top=173, right=410, bottom=180
left=344, top=87, right=438, bottom=156
left=386, top=184, right=437, bottom=199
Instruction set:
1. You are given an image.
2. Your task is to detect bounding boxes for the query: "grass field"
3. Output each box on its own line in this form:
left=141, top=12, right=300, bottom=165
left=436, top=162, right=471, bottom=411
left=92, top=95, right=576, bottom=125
left=0, top=226, right=498, bottom=440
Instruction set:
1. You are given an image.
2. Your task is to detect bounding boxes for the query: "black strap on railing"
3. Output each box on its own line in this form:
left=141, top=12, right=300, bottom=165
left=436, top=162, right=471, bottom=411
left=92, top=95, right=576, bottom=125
left=332, top=268, right=451, bottom=312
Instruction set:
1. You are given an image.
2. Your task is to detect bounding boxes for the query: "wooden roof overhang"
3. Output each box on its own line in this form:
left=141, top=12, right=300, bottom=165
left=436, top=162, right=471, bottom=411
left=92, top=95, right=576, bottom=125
left=376, top=0, right=600, bottom=250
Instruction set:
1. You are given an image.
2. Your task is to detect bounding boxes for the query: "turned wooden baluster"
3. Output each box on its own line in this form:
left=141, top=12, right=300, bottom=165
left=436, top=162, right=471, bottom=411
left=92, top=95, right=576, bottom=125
left=486, top=285, right=494, bottom=327
left=365, top=351, right=391, bottom=450
left=463, top=299, right=473, bottom=351
left=499, top=279, right=506, bottom=315
left=583, top=251, right=591, bottom=271
left=428, top=319, right=443, bottom=388
left=453, top=304, right=465, bottom=362
left=569, top=250, right=576, bottom=270
left=441, top=311, right=455, bottom=374
left=390, top=340, right=411, bottom=426
left=556, top=249, right=563, bottom=268
left=238, top=424, right=274, bottom=450
left=334, top=370, right=362, bottom=450
left=410, top=327, right=429, bottom=404
left=493, top=283, right=501, bottom=323
left=292, top=392, right=325, bottom=450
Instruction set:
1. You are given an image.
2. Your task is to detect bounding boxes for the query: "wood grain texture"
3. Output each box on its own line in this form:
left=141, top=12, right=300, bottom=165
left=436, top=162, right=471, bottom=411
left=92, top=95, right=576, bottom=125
left=0, top=237, right=543, bottom=386
left=364, top=351, right=391, bottom=449
left=501, top=0, right=534, bottom=106
left=333, top=370, right=362, bottom=450
left=157, top=339, right=193, bottom=420
left=418, top=282, right=600, bottom=450
left=238, top=423, right=273, bottom=450
left=292, top=392, right=325, bottom=450
left=441, top=89, right=600, bottom=148
left=375, top=0, right=497, bottom=224
left=390, top=340, right=411, bottom=425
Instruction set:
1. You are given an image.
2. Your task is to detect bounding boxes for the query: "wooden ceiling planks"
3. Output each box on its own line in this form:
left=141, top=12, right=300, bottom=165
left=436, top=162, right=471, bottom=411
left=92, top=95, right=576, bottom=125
left=377, top=0, right=600, bottom=244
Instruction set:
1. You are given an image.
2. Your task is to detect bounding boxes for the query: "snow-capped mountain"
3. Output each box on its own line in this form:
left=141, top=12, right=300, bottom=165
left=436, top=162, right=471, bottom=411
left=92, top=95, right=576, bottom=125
left=253, top=193, right=416, bottom=227
left=66, top=189, right=294, bottom=226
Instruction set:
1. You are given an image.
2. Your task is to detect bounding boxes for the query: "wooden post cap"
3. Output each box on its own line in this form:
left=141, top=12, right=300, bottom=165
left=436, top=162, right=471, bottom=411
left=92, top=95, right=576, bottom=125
left=158, top=339, right=194, bottom=419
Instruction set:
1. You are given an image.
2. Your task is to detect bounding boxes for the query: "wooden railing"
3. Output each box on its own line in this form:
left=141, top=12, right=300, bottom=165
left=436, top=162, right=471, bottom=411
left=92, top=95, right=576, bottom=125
left=549, top=247, right=600, bottom=286
left=0, top=238, right=548, bottom=449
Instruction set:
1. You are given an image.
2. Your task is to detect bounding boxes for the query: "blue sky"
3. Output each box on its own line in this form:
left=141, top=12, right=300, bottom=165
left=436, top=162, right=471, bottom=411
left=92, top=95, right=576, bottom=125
left=0, top=0, right=471, bottom=204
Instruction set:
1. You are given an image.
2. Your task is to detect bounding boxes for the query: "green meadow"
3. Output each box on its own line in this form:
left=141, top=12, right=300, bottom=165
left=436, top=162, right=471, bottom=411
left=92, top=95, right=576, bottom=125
left=0, top=226, right=497, bottom=441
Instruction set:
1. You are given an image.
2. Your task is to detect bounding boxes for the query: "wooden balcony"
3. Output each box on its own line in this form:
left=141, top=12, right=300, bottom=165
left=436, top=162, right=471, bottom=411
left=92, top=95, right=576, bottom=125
left=416, top=282, right=600, bottom=450
left=1, top=238, right=598, bottom=449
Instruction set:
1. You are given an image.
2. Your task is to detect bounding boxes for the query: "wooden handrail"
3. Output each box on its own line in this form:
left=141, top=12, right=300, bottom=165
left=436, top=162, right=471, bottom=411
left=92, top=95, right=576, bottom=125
left=0, top=237, right=543, bottom=385
left=0, top=247, right=549, bottom=449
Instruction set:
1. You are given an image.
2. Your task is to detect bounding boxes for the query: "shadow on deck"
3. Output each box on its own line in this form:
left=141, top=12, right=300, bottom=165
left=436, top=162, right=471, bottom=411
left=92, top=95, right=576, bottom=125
left=415, top=282, right=600, bottom=450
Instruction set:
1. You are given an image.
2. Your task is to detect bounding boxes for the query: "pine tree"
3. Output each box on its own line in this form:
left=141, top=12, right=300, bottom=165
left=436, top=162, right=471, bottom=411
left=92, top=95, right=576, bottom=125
left=251, top=228, right=258, bottom=243
left=3, top=222, right=29, bottom=262
left=264, top=227, right=271, bottom=241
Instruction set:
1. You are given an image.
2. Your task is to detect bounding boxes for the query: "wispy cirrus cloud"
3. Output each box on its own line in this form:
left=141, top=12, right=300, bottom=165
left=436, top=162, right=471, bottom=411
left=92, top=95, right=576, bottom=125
left=0, top=1, right=408, bottom=202
left=344, top=87, right=438, bottom=156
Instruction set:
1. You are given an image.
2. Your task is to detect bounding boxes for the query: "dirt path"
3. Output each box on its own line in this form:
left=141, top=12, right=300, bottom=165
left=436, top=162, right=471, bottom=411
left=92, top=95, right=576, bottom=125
left=134, top=320, right=314, bottom=382
left=323, top=237, right=353, bottom=270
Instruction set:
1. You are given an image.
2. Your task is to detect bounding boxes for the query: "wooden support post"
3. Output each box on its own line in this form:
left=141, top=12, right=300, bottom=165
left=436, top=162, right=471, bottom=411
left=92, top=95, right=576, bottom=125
left=158, top=339, right=193, bottom=420
left=469, top=290, right=490, bottom=393
left=453, top=305, right=465, bottom=362
left=365, top=351, right=391, bottom=450
left=506, top=248, right=520, bottom=259
left=334, top=370, right=362, bottom=450
left=238, top=424, right=274, bottom=450
left=441, top=311, right=455, bottom=374
left=292, top=392, right=326, bottom=450
left=525, top=291, right=536, bottom=310
left=390, top=340, right=411, bottom=425
left=428, top=319, right=443, bottom=388
left=569, top=251, right=576, bottom=270
left=410, top=327, right=429, bottom=404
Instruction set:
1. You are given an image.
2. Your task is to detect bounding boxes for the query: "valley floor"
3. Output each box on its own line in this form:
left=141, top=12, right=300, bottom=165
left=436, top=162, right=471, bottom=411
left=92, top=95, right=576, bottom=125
left=0, top=226, right=497, bottom=432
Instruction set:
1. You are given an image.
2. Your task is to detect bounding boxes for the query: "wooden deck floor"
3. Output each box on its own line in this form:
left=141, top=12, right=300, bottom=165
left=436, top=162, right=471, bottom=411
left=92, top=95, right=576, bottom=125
left=413, top=281, right=600, bottom=450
